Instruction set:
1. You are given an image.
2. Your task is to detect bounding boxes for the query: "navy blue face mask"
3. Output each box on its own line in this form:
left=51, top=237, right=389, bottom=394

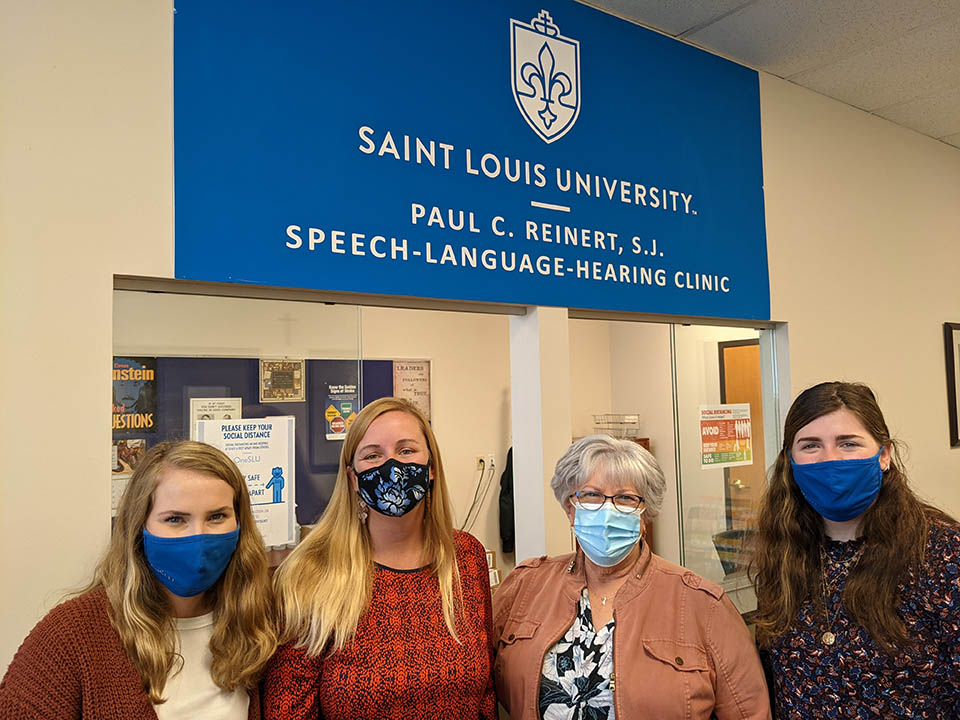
left=356, top=458, right=432, bottom=517
left=789, top=449, right=885, bottom=522
left=142, top=527, right=239, bottom=597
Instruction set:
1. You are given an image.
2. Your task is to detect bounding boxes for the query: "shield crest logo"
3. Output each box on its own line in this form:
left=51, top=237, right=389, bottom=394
left=510, top=10, right=581, bottom=144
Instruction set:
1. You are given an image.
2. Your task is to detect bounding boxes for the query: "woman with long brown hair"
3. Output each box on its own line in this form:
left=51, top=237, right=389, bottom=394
left=0, top=441, right=276, bottom=719
left=751, top=381, right=960, bottom=718
left=263, top=397, right=495, bottom=719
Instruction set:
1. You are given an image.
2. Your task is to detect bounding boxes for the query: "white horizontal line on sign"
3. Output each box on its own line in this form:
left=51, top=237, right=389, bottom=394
left=530, top=201, right=571, bottom=212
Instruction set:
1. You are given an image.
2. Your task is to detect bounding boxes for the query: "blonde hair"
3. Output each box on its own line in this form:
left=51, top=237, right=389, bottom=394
left=274, top=397, right=463, bottom=655
left=83, top=441, right=276, bottom=703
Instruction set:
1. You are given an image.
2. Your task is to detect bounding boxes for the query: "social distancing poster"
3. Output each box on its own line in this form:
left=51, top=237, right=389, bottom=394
left=700, top=404, right=753, bottom=469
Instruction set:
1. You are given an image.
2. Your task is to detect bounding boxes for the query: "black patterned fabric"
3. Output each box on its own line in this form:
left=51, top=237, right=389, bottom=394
left=538, top=589, right=615, bottom=720
left=767, top=520, right=960, bottom=718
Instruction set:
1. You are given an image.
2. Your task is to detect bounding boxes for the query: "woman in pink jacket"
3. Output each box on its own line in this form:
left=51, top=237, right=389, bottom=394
left=494, top=435, right=770, bottom=719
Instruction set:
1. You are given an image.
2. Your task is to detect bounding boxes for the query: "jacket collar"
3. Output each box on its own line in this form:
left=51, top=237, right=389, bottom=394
left=560, top=540, right=655, bottom=605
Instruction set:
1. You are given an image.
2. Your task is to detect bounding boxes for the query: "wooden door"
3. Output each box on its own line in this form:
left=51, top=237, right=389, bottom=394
left=718, top=341, right=765, bottom=531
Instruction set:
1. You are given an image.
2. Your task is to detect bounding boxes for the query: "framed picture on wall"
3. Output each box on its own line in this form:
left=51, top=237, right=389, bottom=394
left=259, top=359, right=305, bottom=402
left=945, top=323, right=960, bottom=448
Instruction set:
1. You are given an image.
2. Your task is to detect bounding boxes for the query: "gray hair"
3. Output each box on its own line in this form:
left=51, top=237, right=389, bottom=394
left=550, top=434, right=666, bottom=519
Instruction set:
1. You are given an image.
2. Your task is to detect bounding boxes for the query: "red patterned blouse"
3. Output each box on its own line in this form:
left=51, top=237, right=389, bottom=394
left=263, top=531, right=496, bottom=720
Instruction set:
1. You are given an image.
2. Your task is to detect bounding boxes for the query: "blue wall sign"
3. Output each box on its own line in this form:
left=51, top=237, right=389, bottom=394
left=174, top=1, right=769, bottom=320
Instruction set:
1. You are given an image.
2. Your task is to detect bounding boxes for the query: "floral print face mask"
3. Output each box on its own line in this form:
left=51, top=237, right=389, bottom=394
left=356, top=458, right=432, bottom=517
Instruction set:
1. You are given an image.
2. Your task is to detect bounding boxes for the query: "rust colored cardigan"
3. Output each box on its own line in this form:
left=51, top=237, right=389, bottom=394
left=0, top=588, right=261, bottom=720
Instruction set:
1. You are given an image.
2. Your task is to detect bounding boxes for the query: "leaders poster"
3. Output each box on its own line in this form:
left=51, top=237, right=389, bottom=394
left=196, top=416, right=296, bottom=547
left=393, top=360, right=431, bottom=421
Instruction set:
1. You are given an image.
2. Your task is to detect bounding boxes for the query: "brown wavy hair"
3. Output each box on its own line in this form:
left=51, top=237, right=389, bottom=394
left=751, top=381, right=951, bottom=652
left=82, top=441, right=277, bottom=702
left=274, top=397, right=463, bottom=655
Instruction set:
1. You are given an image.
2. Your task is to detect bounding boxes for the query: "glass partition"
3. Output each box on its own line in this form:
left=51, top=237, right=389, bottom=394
left=569, top=318, right=782, bottom=617
left=673, top=324, right=780, bottom=615
left=112, top=290, right=361, bottom=550
left=113, top=290, right=513, bottom=579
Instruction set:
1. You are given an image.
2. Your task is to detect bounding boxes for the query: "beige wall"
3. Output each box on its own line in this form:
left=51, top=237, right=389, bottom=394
left=1, top=1, right=174, bottom=670
left=4, top=0, right=960, bottom=672
left=761, top=73, right=960, bottom=514
left=569, top=320, right=613, bottom=440
left=114, top=292, right=362, bottom=359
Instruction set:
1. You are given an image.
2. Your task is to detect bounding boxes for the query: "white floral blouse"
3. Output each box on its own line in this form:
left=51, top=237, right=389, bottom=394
left=538, top=588, right=616, bottom=720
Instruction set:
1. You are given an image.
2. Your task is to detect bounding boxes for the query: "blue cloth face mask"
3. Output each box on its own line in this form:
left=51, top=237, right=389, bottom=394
left=142, top=527, right=239, bottom=597
left=789, top=449, right=884, bottom=522
left=573, top=505, right=645, bottom=568
left=356, top=458, right=432, bottom=517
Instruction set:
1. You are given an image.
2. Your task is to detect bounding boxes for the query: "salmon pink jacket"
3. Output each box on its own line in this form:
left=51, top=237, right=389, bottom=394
left=493, top=543, right=771, bottom=719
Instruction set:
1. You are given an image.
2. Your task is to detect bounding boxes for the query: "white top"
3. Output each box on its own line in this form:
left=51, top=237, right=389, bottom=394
left=154, top=612, right=249, bottom=720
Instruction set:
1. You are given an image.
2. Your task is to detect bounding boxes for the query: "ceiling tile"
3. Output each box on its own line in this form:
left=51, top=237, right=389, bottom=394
left=580, top=0, right=751, bottom=37
left=788, top=14, right=960, bottom=111
left=875, top=83, right=960, bottom=138
left=583, top=0, right=960, bottom=146
left=683, top=0, right=958, bottom=78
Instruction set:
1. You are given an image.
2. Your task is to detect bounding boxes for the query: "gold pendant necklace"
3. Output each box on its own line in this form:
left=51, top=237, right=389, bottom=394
left=819, top=543, right=865, bottom=647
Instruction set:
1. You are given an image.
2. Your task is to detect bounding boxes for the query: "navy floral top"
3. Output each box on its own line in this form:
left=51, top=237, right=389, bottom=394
left=766, top=520, right=960, bottom=718
left=539, top=588, right=615, bottom=720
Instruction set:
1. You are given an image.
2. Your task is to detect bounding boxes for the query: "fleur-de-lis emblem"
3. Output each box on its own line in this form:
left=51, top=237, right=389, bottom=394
left=511, top=10, right=581, bottom=144
left=520, top=41, right=574, bottom=130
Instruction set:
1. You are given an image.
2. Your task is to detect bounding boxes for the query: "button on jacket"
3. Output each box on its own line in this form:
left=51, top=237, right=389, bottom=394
left=493, top=543, right=771, bottom=719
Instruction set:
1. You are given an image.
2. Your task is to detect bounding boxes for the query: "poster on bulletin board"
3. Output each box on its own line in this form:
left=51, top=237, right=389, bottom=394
left=111, top=439, right=147, bottom=517
left=189, top=397, right=242, bottom=440
left=393, top=360, right=431, bottom=420
left=112, top=356, right=158, bottom=434
left=259, top=359, right=305, bottom=403
left=196, top=416, right=297, bottom=547
left=325, top=383, right=359, bottom=440
left=699, top=404, right=753, bottom=469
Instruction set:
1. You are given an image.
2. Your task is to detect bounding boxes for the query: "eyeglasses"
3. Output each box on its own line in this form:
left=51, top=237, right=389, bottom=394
left=571, top=490, right=644, bottom=513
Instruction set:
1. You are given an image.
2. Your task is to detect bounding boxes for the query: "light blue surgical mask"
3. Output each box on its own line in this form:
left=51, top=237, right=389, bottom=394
left=789, top=449, right=884, bottom=522
left=573, top=505, right=645, bottom=567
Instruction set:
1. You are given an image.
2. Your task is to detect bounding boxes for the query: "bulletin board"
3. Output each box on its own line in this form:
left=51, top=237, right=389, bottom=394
left=112, top=356, right=430, bottom=525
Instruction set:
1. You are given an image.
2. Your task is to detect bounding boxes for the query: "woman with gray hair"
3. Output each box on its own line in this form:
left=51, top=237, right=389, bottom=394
left=493, top=435, right=770, bottom=719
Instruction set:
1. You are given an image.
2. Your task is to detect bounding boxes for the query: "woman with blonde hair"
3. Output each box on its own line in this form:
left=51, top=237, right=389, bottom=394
left=263, top=397, right=495, bottom=719
left=752, top=381, right=960, bottom=718
left=0, top=441, right=276, bottom=719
